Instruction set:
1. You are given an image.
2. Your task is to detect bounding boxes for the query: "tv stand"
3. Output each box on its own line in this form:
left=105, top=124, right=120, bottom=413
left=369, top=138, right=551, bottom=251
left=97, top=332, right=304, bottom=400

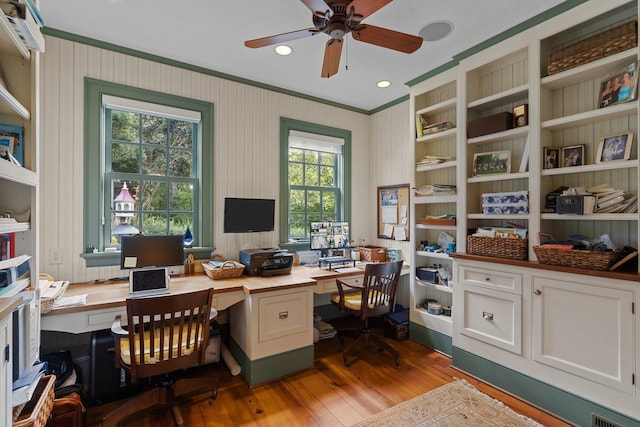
left=319, top=256, right=355, bottom=271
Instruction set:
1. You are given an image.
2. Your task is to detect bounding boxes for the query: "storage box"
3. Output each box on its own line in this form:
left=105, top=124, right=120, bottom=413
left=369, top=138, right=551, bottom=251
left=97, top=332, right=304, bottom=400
left=467, top=112, right=513, bottom=138
left=359, top=245, right=387, bottom=262
left=482, top=190, right=528, bottom=205
left=416, top=267, right=438, bottom=284
left=482, top=204, right=528, bottom=215
left=556, top=195, right=595, bottom=215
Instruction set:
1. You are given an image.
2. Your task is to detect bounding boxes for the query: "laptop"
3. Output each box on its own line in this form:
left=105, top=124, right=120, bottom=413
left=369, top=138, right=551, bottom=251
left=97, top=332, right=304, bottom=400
left=128, top=267, right=171, bottom=298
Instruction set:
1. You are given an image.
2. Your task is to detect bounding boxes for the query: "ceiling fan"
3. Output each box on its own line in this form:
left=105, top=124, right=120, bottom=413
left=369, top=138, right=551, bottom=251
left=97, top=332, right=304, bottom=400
left=244, top=0, right=423, bottom=78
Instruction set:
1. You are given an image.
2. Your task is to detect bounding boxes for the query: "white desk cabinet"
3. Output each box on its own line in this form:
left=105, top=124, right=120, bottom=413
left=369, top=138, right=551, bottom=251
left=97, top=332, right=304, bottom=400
left=452, top=256, right=639, bottom=421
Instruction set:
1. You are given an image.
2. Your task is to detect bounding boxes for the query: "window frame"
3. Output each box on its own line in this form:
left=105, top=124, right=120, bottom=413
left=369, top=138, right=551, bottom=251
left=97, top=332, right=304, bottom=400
left=83, top=78, right=214, bottom=267
left=279, top=117, right=351, bottom=249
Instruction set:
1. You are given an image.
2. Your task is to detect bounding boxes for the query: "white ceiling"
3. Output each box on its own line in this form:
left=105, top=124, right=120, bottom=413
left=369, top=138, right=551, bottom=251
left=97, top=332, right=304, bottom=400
left=39, top=0, right=567, bottom=111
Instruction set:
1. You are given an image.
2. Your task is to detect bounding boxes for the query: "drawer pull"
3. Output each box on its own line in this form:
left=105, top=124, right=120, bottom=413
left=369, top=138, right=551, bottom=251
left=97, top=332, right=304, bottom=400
left=279, top=311, right=289, bottom=319
left=482, top=311, right=494, bottom=320
left=485, top=277, right=491, bottom=281
left=534, top=289, right=541, bottom=296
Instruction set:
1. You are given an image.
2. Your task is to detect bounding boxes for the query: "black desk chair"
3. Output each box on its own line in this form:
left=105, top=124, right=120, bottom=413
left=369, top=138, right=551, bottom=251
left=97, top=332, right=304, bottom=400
left=101, top=288, right=217, bottom=427
left=331, top=261, right=403, bottom=367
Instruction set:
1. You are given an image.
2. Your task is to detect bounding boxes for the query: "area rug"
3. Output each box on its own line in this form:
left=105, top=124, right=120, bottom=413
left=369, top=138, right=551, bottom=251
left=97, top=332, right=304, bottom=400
left=350, top=379, right=542, bottom=427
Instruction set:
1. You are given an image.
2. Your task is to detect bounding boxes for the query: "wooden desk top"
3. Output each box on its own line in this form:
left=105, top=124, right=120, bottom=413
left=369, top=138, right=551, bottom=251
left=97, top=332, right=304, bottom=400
left=41, top=265, right=380, bottom=316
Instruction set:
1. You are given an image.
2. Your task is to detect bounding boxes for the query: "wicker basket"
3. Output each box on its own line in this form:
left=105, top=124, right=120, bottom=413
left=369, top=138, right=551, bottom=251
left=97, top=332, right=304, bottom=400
left=466, top=236, right=528, bottom=260
left=548, top=20, right=638, bottom=75
left=203, top=260, right=245, bottom=280
left=40, top=280, right=69, bottom=314
left=13, top=374, right=56, bottom=427
left=359, top=246, right=387, bottom=262
left=533, top=246, right=621, bottom=271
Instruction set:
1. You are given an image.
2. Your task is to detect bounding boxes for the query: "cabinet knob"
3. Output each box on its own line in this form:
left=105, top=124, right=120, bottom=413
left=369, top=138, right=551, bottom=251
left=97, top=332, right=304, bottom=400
left=279, top=311, right=289, bottom=319
left=485, top=277, right=490, bottom=281
left=534, top=289, right=541, bottom=296
left=482, top=311, right=494, bottom=320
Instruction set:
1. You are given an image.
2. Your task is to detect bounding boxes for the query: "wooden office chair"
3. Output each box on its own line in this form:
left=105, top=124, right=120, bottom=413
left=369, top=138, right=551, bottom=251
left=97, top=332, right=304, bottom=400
left=331, top=261, right=403, bottom=367
left=100, top=288, right=217, bottom=427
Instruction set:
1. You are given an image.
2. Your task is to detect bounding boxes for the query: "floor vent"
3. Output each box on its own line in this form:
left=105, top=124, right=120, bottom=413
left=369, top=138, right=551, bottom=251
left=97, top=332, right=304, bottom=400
left=592, top=414, right=623, bottom=427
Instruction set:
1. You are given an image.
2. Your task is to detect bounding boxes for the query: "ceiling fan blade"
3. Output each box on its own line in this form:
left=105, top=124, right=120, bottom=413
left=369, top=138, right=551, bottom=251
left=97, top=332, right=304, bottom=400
left=245, top=28, right=318, bottom=48
left=352, top=24, right=422, bottom=53
left=348, top=0, right=392, bottom=19
left=321, top=38, right=343, bottom=78
left=300, top=0, right=330, bottom=14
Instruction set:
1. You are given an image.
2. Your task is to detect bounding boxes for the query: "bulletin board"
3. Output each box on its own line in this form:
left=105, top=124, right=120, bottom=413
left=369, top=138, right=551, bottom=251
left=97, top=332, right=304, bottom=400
left=377, top=184, right=410, bottom=240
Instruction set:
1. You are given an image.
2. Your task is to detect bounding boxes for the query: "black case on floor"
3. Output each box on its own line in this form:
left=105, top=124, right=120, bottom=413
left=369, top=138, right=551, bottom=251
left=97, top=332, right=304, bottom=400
left=90, top=329, right=142, bottom=405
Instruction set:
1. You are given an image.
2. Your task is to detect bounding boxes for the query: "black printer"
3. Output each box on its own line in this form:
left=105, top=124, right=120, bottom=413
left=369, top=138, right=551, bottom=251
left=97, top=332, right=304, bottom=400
left=239, top=248, right=293, bottom=276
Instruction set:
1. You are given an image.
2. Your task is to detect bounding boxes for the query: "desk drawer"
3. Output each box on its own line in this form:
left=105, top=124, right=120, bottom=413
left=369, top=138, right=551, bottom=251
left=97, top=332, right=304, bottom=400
left=87, top=309, right=127, bottom=330
left=258, top=290, right=309, bottom=342
left=458, top=283, right=522, bottom=354
left=459, top=265, right=522, bottom=294
left=316, top=279, right=338, bottom=294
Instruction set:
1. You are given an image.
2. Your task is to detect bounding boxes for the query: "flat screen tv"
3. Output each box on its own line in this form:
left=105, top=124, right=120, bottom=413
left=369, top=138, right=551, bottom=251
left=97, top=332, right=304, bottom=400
left=224, top=197, right=275, bottom=233
left=120, top=235, right=184, bottom=269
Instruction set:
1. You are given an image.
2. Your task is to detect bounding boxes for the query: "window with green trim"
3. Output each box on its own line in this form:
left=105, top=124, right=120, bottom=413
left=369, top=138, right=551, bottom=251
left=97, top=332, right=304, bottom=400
left=280, top=118, right=351, bottom=245
left=84, top=79, right=214, bottom=262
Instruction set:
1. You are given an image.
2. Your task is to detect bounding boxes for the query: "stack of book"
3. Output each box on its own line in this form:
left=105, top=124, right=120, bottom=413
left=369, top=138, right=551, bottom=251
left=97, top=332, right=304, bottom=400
left=414, top=184, right=456, bottom=197
left=415, top=115, right=455, bottom=138
left=0, top=0, right=44, bottom=52
left=589, top=184, right=638, bottom=213
left=416, top=155, right=452, bottom=171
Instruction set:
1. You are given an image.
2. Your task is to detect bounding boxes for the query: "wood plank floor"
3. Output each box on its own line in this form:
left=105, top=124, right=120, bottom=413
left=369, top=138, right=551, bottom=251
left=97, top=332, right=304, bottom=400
left=86, top=336, right=574, bottom=427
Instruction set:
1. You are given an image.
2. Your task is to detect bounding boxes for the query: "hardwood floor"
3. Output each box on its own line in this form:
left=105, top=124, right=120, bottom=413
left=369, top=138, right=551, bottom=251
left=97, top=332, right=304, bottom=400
left=86, top=336, right=573, bottom=427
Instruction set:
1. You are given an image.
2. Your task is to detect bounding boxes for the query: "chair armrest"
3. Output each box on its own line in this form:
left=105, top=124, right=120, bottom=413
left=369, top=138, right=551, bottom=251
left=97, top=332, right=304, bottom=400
left=334, top=279, right=363, bottom=312
left=110, top=315, right=128, bottom=337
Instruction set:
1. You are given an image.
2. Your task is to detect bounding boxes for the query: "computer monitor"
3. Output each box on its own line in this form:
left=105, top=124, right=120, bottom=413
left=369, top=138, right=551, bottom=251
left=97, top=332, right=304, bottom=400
left=120, top=235, right=184, bottom=269
left=309, top=221, right=350, bottom=257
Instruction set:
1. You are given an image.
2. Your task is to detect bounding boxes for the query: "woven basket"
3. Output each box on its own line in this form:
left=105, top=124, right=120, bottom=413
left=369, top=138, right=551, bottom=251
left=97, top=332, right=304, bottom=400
left=13, top=374, right=56, bottom=427
left=359, top=246, right=387, bottom=262
left=203, top=260, right=244, bottom=280
left=40, top=281, right=69, bottom=314
left=533, top=246, right=621, bottom=270
left=548, top=20, right=638, bottom=75
left=466, top=236, right=528, bottom=260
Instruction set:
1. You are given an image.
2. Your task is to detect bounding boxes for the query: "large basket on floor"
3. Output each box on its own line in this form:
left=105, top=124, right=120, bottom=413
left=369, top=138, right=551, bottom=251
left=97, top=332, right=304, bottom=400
left=467, top=236, right=528, bottom=260
left=13, top=374, right=56, bottom=427
left=533, top=246, right=621, bottom=271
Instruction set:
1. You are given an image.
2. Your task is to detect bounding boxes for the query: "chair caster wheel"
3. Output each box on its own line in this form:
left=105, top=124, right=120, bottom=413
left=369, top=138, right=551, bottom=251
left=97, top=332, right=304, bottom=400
left=394, top=358, right=400, bottom=366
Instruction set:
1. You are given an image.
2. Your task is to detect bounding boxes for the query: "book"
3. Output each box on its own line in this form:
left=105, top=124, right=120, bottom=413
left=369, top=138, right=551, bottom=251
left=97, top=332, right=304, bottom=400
left=5, top=8, right=44, bottom=52
left=0, top=124, right=24, bottom=166
left=597, top=195, right=624, bottom=209
left=596, top=190, right=624, bottom=204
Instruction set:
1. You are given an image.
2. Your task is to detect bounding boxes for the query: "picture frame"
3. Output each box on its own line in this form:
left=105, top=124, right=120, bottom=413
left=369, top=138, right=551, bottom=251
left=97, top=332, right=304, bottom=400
left=595, top=132, right=633, bottom=163
left=377, top=184, right=410, bottom=240
left=472, top=150, right=511, bottom=176
left=561, top=144, right=585, bottom=167
left=543, top=147, right=560, bottom=169
left=598, top=62, right=638, bottom=108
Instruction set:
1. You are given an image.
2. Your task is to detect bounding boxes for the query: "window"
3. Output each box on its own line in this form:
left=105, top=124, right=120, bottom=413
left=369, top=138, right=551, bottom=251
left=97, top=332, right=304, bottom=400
left=280, top=118, right=351, bottom=245
left=84, top=79, right=214, bottom=266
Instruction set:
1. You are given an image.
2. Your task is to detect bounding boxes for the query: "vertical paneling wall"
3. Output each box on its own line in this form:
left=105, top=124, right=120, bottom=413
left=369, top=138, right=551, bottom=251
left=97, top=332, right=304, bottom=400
left=39, top=36, right=411, bottom=284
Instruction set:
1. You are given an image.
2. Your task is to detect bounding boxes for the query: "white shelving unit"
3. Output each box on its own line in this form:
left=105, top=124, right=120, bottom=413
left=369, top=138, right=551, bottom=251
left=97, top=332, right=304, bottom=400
left=0, top=3, right=41, bottom=425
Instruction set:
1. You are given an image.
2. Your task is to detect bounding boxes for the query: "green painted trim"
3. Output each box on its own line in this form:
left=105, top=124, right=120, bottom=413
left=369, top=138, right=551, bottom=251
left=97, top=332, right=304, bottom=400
left=43, top=27, right=369, bottom=116
left=83, top=78, right=214, bottom=265
left=228, top=337, right=314, bottom=387
left=368, top=94, right=410, bottom=115
left=407, top=0, right=590, bottom=89
left=452, top=347, right=639, bottom=427
left=278, top=118, right=352, bottom=246
left=408, top=322, right=452, bottom=356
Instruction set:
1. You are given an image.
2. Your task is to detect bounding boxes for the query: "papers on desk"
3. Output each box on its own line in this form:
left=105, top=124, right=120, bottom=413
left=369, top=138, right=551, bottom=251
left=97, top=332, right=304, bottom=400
left=334, top=266, right=363, bottom=274
left=13, top=361, right=47, bottom=406
left=53, top=294, right=87, bottom=308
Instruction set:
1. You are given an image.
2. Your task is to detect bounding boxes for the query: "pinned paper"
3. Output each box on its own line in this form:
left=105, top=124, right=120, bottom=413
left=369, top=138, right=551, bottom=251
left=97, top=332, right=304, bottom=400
left=394, top=226, right=407, bottom=241
left=383, top=224, right=394, bottom=238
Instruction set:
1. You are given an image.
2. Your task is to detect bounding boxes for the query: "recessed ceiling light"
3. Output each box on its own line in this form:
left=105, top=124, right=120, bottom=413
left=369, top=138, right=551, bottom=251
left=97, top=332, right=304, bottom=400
left=275, top=45, right=292, bottom=56
left=377, top=80, right=391, bottom=88
left=419, top=20, right=454, bottom=42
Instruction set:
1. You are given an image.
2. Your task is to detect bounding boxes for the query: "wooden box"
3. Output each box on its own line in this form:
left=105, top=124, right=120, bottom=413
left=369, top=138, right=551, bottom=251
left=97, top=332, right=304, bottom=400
left=467, top=112, right=513, bottom=138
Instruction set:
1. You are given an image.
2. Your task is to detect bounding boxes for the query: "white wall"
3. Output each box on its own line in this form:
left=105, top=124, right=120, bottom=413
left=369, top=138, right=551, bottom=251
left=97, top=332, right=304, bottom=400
left=39, top=35, right=411, bottom=283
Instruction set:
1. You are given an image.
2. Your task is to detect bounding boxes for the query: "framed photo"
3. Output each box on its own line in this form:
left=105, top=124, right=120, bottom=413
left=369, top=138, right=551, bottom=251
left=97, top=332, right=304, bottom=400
left=543, top=147, right=560, bottom=169
left=598, top=62, right=638, bottom=108
left=596, top=132, right=633, bottom=163
left=377, top=184, right=410, bottom=240
left=472, top=150, right=511, bottom=176
left=561, top=144, right=585, bottom=167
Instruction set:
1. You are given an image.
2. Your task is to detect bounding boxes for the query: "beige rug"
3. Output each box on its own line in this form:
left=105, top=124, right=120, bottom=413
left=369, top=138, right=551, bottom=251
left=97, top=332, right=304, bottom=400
left=350, top=379, right=542, bottom=427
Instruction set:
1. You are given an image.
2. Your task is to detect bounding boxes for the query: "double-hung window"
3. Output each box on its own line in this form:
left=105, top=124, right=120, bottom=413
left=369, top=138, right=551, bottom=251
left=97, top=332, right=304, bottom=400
left=84, top=79, right=213, bottom=266
left=280, top=118, right=351, bottom=245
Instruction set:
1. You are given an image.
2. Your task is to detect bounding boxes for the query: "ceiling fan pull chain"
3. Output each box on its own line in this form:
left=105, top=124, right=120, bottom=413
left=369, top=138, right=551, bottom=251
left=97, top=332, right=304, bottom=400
left=345, top=36, right=349, bottom=71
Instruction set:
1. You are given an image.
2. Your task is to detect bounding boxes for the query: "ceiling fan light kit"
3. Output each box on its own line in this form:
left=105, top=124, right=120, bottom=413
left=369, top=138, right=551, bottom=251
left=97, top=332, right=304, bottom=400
left=244, top=0, right=423, bottom=78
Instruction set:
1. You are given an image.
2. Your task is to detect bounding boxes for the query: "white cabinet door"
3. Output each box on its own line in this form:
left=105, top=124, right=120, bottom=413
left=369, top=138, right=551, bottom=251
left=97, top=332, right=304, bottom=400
left=532, top=277, right=634, bottom=394
left=0, top=314, right=10, bottom=427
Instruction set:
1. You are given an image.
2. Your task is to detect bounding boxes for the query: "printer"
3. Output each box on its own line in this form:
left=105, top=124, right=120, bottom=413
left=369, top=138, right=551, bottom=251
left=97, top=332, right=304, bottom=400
left=239, top=248, right=293, bottom=276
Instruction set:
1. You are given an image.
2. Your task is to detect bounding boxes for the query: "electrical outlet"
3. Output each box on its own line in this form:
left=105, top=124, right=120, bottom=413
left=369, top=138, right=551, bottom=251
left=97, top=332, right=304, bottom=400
left=50, top=248, right=62, bottom=264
